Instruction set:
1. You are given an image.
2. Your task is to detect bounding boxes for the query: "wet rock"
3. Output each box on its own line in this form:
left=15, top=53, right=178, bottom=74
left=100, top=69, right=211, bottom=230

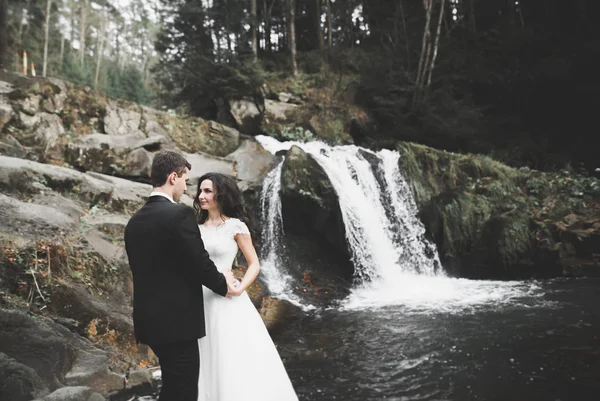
left=87, top=393, right=106, bottom=401
left=80, top=211, right=129, bottom=238
left=65, top=133, right=164, bottom=176
left=229, top=99, right=263, bottom=135
left=225, top=139, right=275, bottom=185
left=157, top=111, right=239, bottom=156
left=184, top=152, right=236, bottom=186
left=0, top=134, right=28, bottom=159
left=0, top=80, right=13, bottom=94
left=0, top=95, right=14, bottom=131
left=0, top=308, right=124, bottom=396
left=0, top=193, right=81, bottom=241
left=33, top=113, right=66, bottom=161
left=139, top=106, right=177, bottom=149
left=126, top=369, right=153, bottom=391
left=85, top=172, right=151, bottom=212
left=0, top=155, right=113, bottom=203
left=65, top=345, right=125, bottom=395
left=0, top=352, right=48, bottom=401
left=17, top=110, right=40, bottom=130
left=264, top=99, right=298, bottom=121
left=46, top=78, right=68, bottom=114
left=104, top=100, right=144, bottom=138
left=20, top=94, right=42, bottom=116
left=259, top=298, right=304, bottom=334
left=280, top=146, right=350, bottom=274
left=37, top=386, right=92, bottom=401
left=278, top=92, right=293, bottom=103
left=124, top=148, right=153, bottom=180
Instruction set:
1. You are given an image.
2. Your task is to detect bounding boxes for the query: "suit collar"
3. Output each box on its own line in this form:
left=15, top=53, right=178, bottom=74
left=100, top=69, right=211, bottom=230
left=147, top=196, right=174, bottom=204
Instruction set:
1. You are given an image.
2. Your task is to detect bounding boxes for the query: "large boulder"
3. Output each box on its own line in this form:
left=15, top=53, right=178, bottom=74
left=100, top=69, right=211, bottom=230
left=156, top=111, right=240, bottom=156
left=228, top=99, right=263, bottom=135
left=184, top=152, right=237, bottom=187
left=103, top=100, right=144, bottom=138
left=50, top=280, right=133, bottom=341
left=65, top=133, right=164, bottom=177
left=264, top=99, right=298, bottom=122
left=0, top=352, right=48, bottom=401
left=0, top=134, right=29, bottom=159
left=0, top=193, right=84, bottom=242
left=0, top=309, right=124, bottom=397
left=43, top=78, right=68, bottom=114
left=225, top=139, right=275, bottom=186
left=398, top=142, right=600, bottom=278
left=0, top=94, right=15, bottom=132
left=85, top=172, right=151, bottom=213
left=33, top=113, right=67, bottom=161
left=280, top=146, right=351, bottom=276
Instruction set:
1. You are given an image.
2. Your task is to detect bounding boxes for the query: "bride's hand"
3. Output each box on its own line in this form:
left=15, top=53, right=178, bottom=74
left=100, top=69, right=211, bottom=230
left=226, top=279, right=244, bottom=297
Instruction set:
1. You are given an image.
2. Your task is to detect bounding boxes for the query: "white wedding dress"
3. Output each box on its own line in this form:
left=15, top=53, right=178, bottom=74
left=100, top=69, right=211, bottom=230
left=197, top=218, right=299, bottom=401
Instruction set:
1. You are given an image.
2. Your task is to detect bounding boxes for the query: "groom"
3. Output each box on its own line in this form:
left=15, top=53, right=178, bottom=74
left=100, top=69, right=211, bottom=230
left=125, top=151, right=237, bottom=401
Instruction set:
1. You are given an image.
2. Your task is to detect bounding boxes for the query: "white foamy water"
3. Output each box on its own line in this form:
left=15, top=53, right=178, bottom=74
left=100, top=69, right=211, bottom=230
left=341, top=273, right=546, bottom=312
left=258, top=156, right=315, bottom=311
left=259, top=160, right=290, bottom=294
left=256, top=136, right=546, bottom=312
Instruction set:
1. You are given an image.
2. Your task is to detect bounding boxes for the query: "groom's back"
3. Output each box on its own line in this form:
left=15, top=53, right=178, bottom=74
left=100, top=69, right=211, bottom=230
left=125, top=198, right=204, bottom=345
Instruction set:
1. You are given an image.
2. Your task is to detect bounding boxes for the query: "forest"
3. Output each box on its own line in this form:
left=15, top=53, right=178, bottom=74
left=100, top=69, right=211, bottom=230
left=1, top=0, right=598, bottom=172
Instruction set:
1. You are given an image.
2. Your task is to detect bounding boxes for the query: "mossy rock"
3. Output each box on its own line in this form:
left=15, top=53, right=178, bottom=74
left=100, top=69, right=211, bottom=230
left=280, top=146, right=351, bottom=274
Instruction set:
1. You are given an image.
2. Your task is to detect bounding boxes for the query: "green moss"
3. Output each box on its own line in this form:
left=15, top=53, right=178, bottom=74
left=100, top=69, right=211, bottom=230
left=427, top=191, right=491, bottom=257
left=496, top=213, right=532, bottom=266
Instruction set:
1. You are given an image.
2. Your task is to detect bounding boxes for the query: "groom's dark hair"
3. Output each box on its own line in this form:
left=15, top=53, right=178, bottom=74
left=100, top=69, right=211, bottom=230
left=151, top=151, right=192, bottom=187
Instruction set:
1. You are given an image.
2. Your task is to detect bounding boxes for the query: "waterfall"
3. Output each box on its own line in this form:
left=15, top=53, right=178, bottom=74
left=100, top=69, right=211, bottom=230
left=259, top=160, right=292, bottom=295
left=257, top=136, right=543, bottom=312
left=257, top=136, right=441, bottom=283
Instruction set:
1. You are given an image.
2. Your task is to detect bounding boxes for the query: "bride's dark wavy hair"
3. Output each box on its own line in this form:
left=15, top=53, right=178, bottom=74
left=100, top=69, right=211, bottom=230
left=193, top=172, right=258, bottom=242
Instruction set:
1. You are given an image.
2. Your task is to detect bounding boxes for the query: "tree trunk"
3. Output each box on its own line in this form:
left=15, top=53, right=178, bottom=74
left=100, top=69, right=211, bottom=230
left=79, top=0, right=88, bottom=66
left=94, top=8, right=105, bottom=88
left=59, top=36, right=64, bottom=69
left=115, top=28, right=121, bottom=68
left=225, top=0, right=232, bottom=52
left=0, top=0, right=7, bottom=69
left=70, top=0, right=75, bottom=46
left=43, top=0, right=52, bottom=77
left=398, top=0, right=411, bottom=71
left=326, top=0, right=332, bottom=48
left=413, top=0, right=434, bottom=110
left=251, top=0, right=258, bottom=60
left=262, top=0, right=269, bottom=51
left=315, top=0, right=324, bottom=50
left=287, top=0, right=298, bottom=75
left=468, top=0, right=476, bottom=33
left=427, top=0, right=445, bottom=86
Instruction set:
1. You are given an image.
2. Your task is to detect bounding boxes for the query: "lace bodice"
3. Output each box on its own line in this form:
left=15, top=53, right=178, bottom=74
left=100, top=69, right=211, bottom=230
left=199, top=218, right=250, bottom=272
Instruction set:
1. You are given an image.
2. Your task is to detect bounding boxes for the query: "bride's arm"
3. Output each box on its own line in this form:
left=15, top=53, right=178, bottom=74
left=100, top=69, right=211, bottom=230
left=233, top=233, right=260, bottom=293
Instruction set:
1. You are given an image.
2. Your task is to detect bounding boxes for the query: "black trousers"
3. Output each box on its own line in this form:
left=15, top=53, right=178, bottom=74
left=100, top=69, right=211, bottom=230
left=150, top=340, right=199, bottom=401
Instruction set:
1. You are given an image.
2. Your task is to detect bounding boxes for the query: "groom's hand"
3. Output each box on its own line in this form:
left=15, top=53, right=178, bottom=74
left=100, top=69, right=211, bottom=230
left=224, top=269, right=243, bottom=296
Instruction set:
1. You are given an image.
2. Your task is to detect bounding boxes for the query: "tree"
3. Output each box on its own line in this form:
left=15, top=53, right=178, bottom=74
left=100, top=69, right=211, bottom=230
left=315, top=0, right=324, bottom=51
left=326, top=0, right=332, bottom=48
left=251, top=0, right=257, bottom=61
left=413, top=0, right=445, bottom=110
left=79, top=0, right=88, bottom=66
left=0, top=0, right=7, bottom=69
left=42, top=0, right=52, bottom=76
left=287, top=0, right=297, bottom=75
left=94, top=6, right=106, bottom=88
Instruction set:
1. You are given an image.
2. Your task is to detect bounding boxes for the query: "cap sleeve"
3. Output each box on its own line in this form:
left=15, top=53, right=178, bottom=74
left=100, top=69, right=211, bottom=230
left=231, top=219, right=250, bottom=237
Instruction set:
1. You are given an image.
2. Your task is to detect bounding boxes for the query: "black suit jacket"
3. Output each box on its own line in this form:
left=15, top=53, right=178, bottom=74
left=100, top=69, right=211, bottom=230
left=124, top=196, right=228, bottom=345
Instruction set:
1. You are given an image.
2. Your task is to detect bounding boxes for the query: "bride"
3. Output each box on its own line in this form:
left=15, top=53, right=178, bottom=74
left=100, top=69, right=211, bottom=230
left=192, top=172, right=299, bottom=401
